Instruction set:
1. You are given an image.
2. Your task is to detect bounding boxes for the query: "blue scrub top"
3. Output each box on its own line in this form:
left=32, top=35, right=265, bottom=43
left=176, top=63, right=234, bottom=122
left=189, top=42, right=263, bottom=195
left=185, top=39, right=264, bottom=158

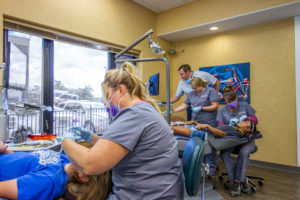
left=184, top=87, right=219, bottom=126
left=216, top=101, right=256, bottom=124
left=0, top=150, right=69, bottom=200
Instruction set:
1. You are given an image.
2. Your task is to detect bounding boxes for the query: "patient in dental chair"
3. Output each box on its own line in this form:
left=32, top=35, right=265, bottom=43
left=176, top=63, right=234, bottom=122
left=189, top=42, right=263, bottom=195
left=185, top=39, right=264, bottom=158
left=0, top=141, right=111, bottom=200
left=171, top=120, right=258, bottom=138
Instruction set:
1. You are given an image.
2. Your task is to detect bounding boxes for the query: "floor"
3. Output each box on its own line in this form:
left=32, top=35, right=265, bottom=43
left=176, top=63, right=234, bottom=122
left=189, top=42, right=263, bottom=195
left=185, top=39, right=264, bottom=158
left=211, top=161, right=300, bottom=200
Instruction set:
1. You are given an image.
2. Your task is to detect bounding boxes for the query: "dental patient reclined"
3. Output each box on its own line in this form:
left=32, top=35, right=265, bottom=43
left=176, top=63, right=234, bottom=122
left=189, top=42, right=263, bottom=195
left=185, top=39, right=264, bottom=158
left=171, top=120, right=258, bottom=138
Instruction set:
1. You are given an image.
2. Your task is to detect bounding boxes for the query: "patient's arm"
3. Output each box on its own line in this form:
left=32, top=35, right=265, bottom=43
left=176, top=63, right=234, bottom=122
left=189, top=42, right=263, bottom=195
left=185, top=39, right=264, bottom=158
left=0, top=179, right=18, bottom=199
left=171, top=126, right=192, bottom=137
left=195, top=124, right=227, bottom=137
left=184, top=121, right=198, bottom=126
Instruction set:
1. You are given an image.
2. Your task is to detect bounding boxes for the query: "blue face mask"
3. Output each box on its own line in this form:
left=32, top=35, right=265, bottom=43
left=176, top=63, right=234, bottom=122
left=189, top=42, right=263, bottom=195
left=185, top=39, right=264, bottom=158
left=106, top=90, right=122, bottom=117
left=184, top=78, right=192, bottom=84
left=227, top=101, right=238, bottom=109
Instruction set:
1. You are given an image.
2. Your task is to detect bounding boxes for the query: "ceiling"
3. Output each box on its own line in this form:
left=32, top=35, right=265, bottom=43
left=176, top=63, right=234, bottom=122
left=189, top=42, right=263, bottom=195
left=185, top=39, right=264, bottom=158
left=158, top=1, right=300, bottom=41
left=132, top=0, right=195, bottom=13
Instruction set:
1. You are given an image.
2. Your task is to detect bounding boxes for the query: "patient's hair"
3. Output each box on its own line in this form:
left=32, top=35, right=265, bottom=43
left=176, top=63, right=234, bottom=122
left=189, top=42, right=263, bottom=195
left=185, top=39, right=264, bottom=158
left=190, top=77, right=208, bottom=88
left=64, top=170, right=111, bottom=200
left=178, top=64, right=191, bottom=72
left=102, top=62, right=160, bottom=113
left=223, top=85, right=237, bottom=102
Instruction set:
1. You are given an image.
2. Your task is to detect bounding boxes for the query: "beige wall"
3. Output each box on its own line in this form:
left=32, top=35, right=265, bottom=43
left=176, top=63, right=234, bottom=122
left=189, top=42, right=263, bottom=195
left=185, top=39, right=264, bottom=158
left=0, top=0, right=171, bottom=101
left=155, top=0, right=297, bottom=166
left=156, top=0, right=298, bottom=34
left=169, top=19, right=296, bottom=166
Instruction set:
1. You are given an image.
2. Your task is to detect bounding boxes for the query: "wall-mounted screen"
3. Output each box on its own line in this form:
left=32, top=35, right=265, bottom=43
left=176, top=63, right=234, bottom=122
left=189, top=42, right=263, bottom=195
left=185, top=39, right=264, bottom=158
left=199, top=62, right=250, bottom=104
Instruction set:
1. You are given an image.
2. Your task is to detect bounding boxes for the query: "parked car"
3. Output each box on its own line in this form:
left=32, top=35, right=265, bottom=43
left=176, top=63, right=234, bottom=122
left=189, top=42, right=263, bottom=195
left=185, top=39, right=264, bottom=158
left=54, top=100, right=108, bottom=134
left=55, top=93, right=79, bottom=105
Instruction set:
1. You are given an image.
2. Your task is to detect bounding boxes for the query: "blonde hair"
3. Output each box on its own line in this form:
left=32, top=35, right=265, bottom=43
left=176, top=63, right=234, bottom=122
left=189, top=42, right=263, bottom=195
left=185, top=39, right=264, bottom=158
left=102, top=62, right=161, bottom=113
left=190, top=77, right=208, bottom=88
left=65, top=170, right=111, bottom=200
left=223, top=85, right=237, bottom=102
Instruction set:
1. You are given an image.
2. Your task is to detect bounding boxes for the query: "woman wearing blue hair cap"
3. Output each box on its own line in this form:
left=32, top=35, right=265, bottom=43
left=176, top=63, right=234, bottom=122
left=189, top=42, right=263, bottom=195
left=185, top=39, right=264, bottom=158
left=63, top=62, right=184, bottom=200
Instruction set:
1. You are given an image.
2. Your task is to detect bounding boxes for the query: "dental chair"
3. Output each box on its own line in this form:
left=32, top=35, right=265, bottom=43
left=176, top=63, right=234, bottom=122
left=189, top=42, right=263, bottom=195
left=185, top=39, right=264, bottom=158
left=182, top=135, right=206, bottom=199
left=209, top=133, right=264, bottom=192
left=177, top=131, right=223, bottom=200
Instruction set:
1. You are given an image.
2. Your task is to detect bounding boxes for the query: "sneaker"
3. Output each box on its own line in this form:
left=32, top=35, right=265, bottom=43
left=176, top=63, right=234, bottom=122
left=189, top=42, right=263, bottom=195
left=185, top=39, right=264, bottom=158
left=241, top=177, right=251, bottom=194
left=230, top=182, right=241, bottom=197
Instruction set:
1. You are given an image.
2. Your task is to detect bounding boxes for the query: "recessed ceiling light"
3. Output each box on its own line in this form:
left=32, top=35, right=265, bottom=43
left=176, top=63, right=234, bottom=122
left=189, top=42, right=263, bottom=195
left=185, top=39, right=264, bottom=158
left=210, top=26, right=219, bottom=31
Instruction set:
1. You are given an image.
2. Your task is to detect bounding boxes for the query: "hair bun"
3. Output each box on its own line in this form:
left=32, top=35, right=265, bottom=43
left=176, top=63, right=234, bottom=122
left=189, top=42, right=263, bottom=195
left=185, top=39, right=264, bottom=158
left=223, top=85, right=233, bottom=92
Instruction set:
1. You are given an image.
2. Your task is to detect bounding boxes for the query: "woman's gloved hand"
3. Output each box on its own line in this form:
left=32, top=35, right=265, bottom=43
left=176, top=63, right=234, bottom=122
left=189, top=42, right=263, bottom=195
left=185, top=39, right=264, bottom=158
left=58, top=134, right=81, bottom=142
left=191, top=106, right=202, bottom=112
left=239, top=115, right=247, bottom=123
left=69, top=126, right=93, bottom=142
left=229, top=118, right=239, bottom=126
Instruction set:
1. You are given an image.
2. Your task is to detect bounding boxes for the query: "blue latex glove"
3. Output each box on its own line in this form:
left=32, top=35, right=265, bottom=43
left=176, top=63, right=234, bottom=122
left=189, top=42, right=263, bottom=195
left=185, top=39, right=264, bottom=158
left=57, top=133, right=80, bottom=142
left=229, top=118, right=239, bottom=126
left=162, top=110, right=173, bottom=117
left=239, top=115, right=247, bottom=123
left=69, top=126, right=93, bottom=142
left=191, top=106, right=202, bottom=112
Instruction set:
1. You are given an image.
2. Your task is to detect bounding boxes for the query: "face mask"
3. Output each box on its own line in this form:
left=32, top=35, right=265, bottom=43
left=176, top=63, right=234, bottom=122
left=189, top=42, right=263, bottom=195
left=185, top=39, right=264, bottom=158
left=106, top=90, right=122, bottom=117
left=227, top=101, right=238, bottom=109
left=184, top=78, right=192, bottom=84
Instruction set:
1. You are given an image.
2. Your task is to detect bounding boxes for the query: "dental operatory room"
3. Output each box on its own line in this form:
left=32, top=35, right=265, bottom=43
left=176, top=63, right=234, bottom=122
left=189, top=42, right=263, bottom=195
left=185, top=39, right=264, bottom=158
left=1, top=0, right=300, bottom=199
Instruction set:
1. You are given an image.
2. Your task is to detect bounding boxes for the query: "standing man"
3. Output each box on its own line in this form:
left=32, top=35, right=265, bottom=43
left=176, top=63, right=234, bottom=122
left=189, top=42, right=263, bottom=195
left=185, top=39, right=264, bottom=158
left=171, top=64, right=220, bottom=120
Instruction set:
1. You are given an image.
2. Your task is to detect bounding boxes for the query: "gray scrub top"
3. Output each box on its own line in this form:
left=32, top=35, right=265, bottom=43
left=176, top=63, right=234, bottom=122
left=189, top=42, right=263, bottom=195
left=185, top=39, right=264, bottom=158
left=101, top=102, right=184, bottom=200
left=184, top=87, right=219, bottom=126
left=175, top=71, right=217, bottom=97
left=216, top=102, right=256, bottom=125
left=216, top=125, right=244, bottom=138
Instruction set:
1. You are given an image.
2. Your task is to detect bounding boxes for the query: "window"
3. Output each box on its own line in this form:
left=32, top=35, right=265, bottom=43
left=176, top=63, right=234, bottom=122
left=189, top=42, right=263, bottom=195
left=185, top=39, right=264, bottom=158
left=7, top=31, right=42, bottom=106
left=4, top=29, right=110, bottom=135
left=54, top=40, right=108, bottom=105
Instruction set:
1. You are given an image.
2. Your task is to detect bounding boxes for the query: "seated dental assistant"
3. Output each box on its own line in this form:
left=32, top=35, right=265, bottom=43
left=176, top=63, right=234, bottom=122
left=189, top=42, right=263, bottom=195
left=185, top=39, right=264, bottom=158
left=62, top=62, right=184, bottom=200
left=217, top=85, right=258, bottom=197
left=217, top=85, right=258, bottom=126
left=170, top=64, right=220, bottom=121
left=172, top=77, right=219, bottom=127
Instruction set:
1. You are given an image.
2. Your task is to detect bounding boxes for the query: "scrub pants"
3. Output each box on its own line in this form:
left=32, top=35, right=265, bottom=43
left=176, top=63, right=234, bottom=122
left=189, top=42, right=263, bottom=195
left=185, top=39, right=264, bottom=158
left=187, top=106, right=192, bottom=121
left=220, top=139, right=256, bottom=182
left=204, top=128, right=218, bottom=177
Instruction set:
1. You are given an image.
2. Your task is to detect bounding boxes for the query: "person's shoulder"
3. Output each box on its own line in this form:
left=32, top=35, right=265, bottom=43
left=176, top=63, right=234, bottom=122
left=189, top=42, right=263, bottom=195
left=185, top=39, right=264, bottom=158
left=238, top=101, right=249, bottom=106
left=219, top=105, right=228, bottom=112
left=206, top=87, right=218, bottom=94
left=193, top=71, right=206, bottom=76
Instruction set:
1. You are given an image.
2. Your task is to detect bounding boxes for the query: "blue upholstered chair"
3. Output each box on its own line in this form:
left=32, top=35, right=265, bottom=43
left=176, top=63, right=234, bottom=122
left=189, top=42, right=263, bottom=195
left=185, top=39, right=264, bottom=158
left=181, top=135, right=206, bottom=199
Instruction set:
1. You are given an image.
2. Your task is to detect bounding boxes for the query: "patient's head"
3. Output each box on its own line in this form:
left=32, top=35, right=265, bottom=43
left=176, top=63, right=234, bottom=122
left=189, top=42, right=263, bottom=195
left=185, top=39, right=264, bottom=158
left=237, top=121, right=257, bottom=135
left=65, top=163, right=111, bottom=200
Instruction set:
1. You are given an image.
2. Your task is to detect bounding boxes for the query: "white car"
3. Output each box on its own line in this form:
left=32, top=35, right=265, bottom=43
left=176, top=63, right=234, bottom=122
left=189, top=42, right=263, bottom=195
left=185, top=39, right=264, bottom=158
left=54, top=100, right=109, bottom=134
